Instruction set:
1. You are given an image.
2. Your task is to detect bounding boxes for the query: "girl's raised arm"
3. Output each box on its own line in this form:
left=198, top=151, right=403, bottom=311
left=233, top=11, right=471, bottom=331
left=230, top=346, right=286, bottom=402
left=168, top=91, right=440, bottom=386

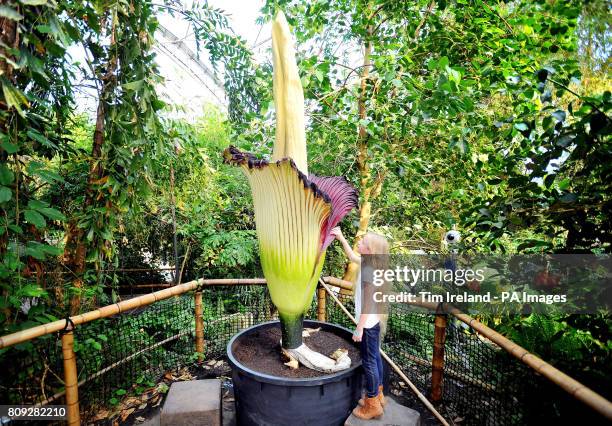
left=330, top=227, right=361, bottom=264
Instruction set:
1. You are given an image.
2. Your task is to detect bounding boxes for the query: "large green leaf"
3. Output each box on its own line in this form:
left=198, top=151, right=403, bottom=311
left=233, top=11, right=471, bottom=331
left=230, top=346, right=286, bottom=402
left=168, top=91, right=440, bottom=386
left=20, top=0, right=48, bottom=5
left=0, top=165, right=14, bottom=185
left=0, top=5, right=23, bottom=21
left=27, top=130, right=57, bottom=149
left=17, top=284, right=46, bottom=298
left=0, top=187, right=12, bottom=203
left=1, top=77, right=28, bottom=116
left=38, top=207, right=66, bottom=221
left=23, top=209, right=46, bottom=229
left=27, top=161, right=64, bottom=183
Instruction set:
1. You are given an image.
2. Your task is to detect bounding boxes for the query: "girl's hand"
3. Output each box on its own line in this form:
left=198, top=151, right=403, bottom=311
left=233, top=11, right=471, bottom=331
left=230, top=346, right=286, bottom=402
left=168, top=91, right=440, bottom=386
left=352, top=326, right=363, bottom=342
left=332, top=227, right=360, bottom=263
left=330, top=226, right=343, bottom=240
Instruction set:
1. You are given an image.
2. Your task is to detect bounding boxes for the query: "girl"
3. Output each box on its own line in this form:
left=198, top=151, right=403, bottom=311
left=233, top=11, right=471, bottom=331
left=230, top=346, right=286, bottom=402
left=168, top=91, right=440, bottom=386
left=330, top=227, right=389, bottom=420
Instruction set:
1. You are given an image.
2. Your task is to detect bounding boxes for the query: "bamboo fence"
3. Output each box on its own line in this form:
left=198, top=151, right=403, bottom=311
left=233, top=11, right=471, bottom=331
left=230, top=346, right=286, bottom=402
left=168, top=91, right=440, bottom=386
left=0, top=277, right=266, bottom=425
left=327, top=277, right=612, bottom=421
left=0, top=275, right=611, bottom=424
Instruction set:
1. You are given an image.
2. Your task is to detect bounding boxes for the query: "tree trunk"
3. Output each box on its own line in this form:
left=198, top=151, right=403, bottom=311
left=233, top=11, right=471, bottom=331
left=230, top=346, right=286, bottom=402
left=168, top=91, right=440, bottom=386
left=0, top=15, right=19, bottom=162
left=342, top=3, right=433, bottom=287
left=63, top=15, right=117, bottom=314
left=342, top=28, right=376, bottom=287
left=0, top=14, right=20, bottom=323
left=0, top=16, right=18, bottom=81
left=170, top=165, right=179, bottom=284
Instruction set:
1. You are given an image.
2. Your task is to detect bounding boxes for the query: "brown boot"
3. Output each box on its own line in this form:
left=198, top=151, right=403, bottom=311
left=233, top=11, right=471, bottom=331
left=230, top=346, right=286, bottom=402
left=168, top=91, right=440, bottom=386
left=358, top=385, right=386, bottom=407
left=352, top=395, right=383, bottom=420
left=378, top=385, right=386, bottom=407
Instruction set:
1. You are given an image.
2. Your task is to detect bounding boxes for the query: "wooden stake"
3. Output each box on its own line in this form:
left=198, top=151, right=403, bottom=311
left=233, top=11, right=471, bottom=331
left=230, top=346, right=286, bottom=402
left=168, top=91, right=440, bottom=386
left=61, top=322, right=80, bottom=426
left=318, top=279, right=450, bottom=426
left=379, top=351, right=450, bottom=426
left=194, top=291, right=204, bottom=363
left=431, top=313, right=447, bottom=402
left=317, top=286, right=326, bottom=322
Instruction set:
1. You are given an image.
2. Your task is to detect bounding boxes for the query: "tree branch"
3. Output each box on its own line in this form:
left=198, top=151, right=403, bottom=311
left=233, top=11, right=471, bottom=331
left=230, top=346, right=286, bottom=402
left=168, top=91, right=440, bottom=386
left=413, top=1, right=436, bottom=41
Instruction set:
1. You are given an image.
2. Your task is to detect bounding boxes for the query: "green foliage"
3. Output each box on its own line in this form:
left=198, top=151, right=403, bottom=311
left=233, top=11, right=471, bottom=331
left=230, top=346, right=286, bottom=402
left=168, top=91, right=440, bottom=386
left=0, top=0, right=263, bottom=331
left=464, top=85, right=611, bottom=252
left=494, top=313, right=611, bottom=392
left=250, top=0, right=610, bottom=255
left=116, top=106, right=259, bottom=281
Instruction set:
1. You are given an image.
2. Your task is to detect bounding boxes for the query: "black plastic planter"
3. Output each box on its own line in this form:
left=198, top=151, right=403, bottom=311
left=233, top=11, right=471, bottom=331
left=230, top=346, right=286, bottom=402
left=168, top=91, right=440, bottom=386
left=227, top=320, right=363, bottom=426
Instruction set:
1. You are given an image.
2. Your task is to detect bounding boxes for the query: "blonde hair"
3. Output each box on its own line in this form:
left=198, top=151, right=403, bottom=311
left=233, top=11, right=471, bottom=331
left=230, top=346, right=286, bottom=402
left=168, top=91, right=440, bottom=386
left=362, top=232, right=389, bottom=255
left=361, top=232, right=390, bottom=340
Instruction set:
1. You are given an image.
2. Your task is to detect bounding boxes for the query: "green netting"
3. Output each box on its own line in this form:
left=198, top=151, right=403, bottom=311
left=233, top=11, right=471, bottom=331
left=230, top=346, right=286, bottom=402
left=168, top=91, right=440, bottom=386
left=0, top=284, right=608, bottom=425
left=0, top=285, right=276, bottom=424
left=0, top=331, right=64, bottom=406
left=324, top=292, right=609, bottom=426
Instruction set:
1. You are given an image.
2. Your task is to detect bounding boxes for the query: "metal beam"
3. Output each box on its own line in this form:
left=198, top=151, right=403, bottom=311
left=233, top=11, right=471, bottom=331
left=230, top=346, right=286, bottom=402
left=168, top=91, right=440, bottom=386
left=156, top=24, right=224, bottom=91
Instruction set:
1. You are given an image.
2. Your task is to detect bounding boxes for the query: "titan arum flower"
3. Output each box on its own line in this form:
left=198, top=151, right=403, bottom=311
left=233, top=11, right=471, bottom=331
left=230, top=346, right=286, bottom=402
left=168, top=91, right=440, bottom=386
left=223, top=11, right=358, bottom=370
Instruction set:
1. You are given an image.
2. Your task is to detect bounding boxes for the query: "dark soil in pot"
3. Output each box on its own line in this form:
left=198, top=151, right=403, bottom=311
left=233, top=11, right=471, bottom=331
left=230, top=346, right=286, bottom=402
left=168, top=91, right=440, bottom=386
left=233, top=324, right=361, bottom=378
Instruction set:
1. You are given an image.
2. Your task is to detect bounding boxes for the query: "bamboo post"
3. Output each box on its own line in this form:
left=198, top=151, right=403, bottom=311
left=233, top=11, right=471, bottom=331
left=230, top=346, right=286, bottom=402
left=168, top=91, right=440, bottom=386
left=323, top=276, right=354, bottom=291
left=317, top=286, right=326, bottom=322
left=61, top=321, right=80, bottom=426
left=431, top=313, right=447, bottom=402
left=194, top=291, right=204, bottom=363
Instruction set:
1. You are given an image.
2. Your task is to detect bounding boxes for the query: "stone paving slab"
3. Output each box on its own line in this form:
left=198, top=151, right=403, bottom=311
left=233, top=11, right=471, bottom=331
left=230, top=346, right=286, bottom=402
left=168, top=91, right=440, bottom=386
left=160, top=379, right=221, bottom=426
left=345, top=397, right=421, bottom=426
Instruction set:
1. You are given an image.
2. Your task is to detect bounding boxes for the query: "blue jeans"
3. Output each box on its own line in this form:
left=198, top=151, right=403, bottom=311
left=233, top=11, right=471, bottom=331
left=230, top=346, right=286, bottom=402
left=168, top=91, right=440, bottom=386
left=360, top=322, right=384, bottom=397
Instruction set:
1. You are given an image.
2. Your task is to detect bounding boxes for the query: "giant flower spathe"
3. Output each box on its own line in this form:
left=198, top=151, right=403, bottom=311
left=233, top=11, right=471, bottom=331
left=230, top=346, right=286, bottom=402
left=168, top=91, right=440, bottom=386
left=223, top=11, right=358, bottom=356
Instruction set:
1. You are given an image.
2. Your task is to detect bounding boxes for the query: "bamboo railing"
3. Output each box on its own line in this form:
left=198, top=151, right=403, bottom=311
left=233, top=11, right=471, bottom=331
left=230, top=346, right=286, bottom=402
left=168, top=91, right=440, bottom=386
left=0, top=277, right=345, bottom=424
left=1, top=276, right=611, bottom=424
left=0, top=278, right=266, bottom=349
left=327, top=276, right=612, bottom=421
left=0, top=277, right=267, bottom=425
